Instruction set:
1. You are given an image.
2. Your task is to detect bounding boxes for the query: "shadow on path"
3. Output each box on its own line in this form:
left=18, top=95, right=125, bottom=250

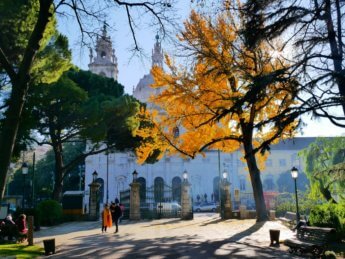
left=43, top=232, right=299, bottom=259
left=227, top=222, right=265, bottom=242
left=41, top=221, right=300, bottom=259
left=34, top=221, right=100, bottom=239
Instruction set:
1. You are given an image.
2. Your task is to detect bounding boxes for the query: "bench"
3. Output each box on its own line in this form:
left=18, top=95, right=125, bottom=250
left=284, top=226, right=335, bottom=257
left=279, top=212, right=297, bottom=227
left=0, top=223, right=27, bottom=243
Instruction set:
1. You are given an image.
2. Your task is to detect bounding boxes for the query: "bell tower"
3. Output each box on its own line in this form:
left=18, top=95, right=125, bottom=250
left=152, top=34, right=163, bottom=68
left=88, top=23, right=119, bottom=80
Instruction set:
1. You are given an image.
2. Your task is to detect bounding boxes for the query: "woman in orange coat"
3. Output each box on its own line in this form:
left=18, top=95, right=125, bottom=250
left=101, top=204, right=112, bottom=233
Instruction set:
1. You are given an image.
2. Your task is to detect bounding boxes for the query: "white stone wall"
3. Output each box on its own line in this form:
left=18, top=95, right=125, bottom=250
left=83, top=144, right=308, bottom=210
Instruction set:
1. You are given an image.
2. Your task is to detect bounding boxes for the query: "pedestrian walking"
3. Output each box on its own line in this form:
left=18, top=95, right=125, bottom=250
left=101, top=204, right=112, bottom=233
left=113, top=203, right=122, bottom=233
left=110, top=202, right=116, bottom=220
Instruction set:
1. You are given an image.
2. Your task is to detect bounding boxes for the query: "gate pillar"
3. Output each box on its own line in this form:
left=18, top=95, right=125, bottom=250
left=89, top=181, right=101, bottom=220
left=221, top=180, right=232, bottom=219
left=130, top=182, right=141, bottom=220
left=181, top=176, right=193, bottom=220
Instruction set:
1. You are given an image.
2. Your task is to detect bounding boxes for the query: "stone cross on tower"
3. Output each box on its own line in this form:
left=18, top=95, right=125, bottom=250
left=88, top=23, right=119, bottom=80
left=152, top=34, right=164, bottom=68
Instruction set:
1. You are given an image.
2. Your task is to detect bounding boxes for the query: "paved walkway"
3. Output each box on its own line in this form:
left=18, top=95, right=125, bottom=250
left=34, top=214, right=300, bottom=258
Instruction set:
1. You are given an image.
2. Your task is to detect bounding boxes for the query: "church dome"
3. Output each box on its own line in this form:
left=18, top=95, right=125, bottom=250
left=133, top=73, right=155, bottom=103
left=133, top=35, right=164, bottom=104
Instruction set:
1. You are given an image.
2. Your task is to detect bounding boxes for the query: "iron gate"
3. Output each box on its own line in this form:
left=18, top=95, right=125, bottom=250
left=141, top=183, right=181, bottom=219
left=120, top=183, right=183, bottom=220
left=119, top=189, right=130, bottom=219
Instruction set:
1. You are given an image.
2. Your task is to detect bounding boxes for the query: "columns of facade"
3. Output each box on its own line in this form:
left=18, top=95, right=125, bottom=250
left=181, top=180, right=193, bottom=220
left=130, top=182, right=141, bottom=220
left=222, top=180, right=232, bottom=219
left=88, top=182, right=101, bottom=220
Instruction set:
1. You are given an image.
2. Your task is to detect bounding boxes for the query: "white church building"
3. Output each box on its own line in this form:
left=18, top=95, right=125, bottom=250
left=83, top=26, right=315, bottom=211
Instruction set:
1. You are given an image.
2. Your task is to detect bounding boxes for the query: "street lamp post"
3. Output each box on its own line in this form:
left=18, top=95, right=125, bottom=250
left=217, top=150, right=221, bottom=203
left=106, top=151, right=109, bottom=204
left=222, top=169, right=228, bottom=182
left=132, top=170, right=138, bottom=182
left=32, top=152, right=35, bottom=208
left=221, top=169, right=228, bottom=217
left=22, top=162, right=29, bottom=209
left=291, top=167, right=300, bottom=223
left=92, top=170, right=98, bottom=182
left=183, top=170, right=188, bottom=182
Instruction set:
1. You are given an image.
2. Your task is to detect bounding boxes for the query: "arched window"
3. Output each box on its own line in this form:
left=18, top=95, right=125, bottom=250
left=240, top=177, right=246, bottom=191
left=264, top=175, right=275, bottom=191
left=101, top=51, right=106, bottom=58
left=137, top=177, right=146, bottom=203
left=213, top=177, right=220, bottom=202
left=154, top=177, right=164, bottom=203
left=172, top=177, right=181, bottom=202
left=172, top=126, right=180, bottom=138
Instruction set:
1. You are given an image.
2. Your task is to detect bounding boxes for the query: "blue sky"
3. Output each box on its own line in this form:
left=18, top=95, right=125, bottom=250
left=57, top=2, right=344, bottom=138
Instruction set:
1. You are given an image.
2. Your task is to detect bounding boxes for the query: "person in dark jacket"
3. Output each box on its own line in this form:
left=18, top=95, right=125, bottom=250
left=2, top=214, right=17, bottom=241
left=110, top=202, right=116, bottom=222
left=113, top=203, right=122, bottom=233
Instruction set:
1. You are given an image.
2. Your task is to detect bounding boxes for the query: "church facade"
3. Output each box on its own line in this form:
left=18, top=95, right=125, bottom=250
left=83, top=27, right=315, bottom=211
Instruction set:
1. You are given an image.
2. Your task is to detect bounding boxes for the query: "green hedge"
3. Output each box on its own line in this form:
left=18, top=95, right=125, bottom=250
left=37, top=200, right=62, bottom=226
left=309, top=203, right=345, bottom=240
left=275, top=192, right=317, bottom=217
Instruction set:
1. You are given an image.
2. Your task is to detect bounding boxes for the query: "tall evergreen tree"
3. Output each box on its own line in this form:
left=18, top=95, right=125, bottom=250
left=29, top=69, right=140, bottom=201
left=0, top=0, right=173, bottom=201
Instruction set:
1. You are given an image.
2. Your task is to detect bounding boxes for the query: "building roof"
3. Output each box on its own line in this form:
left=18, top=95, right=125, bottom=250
left=270, top=137, right=316, bottom=150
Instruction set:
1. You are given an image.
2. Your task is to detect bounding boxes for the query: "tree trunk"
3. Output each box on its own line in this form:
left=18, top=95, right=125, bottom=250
left=324, top=0, right=345, bottom=115
left=243, top=138, right=269, bottom=222
left=50, top=123, right=65, bottom=201
left=52, top=142, right=65, bottom=202
left=0, top=81, right=27, bottom=202
left=0, top=0, right=54, bottom=202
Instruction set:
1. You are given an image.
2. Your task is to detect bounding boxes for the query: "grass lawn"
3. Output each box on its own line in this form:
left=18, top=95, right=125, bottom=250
left=0, top=243, right=43, bottom=258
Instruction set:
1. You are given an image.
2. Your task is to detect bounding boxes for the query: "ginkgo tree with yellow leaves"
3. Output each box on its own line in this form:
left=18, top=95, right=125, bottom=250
left=135, top=4, right=300, bottom=221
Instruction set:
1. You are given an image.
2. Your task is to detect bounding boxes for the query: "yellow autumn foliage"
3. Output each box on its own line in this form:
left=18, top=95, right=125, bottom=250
left=135, top=6, right=299, bottom=168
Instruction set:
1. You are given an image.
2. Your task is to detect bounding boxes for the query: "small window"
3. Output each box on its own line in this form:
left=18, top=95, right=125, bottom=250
left=173, top=126, right=179, bottom=138
left=240, top=178, right=246, bottom=191
left=266, top=159, right=272, bottom=167
left=264, top=177, right=275, bottom=191
left=279, top=159, right=286, bottom=167
left=101, top=51, right=106, bottom=58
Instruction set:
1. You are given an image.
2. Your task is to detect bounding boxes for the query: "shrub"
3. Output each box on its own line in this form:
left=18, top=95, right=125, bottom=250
left=275, top=192, right=317, bottom=217
left=276, top=201, right=295, bottom=217
left=309, top=203, right=345, bottom=240
left=37, top=200, right=62, bottom=226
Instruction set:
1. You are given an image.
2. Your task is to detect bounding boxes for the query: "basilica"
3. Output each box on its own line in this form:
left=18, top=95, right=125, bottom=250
left=83, top=26, right=315, bottom=211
